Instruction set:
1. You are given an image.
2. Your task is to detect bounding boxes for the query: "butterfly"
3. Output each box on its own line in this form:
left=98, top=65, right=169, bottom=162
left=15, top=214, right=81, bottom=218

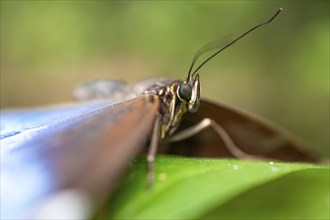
left=0, top=8, right=320, bottom=220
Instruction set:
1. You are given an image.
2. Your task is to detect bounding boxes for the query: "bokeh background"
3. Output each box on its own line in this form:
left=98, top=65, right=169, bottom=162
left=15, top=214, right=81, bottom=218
left=1, top=1, right=329, bottom=157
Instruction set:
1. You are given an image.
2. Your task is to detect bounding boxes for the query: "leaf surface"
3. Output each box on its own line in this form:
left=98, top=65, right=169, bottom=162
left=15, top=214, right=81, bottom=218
left=104, top=155, right=329, bottom=219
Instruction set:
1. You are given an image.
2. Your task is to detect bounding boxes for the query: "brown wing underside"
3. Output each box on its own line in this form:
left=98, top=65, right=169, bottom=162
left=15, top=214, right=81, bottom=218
left=166, top=98, right=320, bottom=163
left=3, top=96, right=159, bottom=218
left=64, top=96, right=159, bottom=202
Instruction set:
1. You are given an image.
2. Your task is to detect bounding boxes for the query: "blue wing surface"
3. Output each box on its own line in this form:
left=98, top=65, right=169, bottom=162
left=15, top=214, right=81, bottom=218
left=1, top=101, right=117, bottom=139
left=1, top=101, right=115, bottom=219
left=0, top=97, right=158, bottom=219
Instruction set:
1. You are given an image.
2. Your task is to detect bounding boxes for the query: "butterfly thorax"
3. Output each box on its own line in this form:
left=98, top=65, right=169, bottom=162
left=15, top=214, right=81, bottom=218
left=143, top=80, right=186, bottom=139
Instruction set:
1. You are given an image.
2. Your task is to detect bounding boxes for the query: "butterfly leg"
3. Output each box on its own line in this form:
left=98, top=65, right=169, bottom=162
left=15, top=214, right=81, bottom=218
left=147, top=114, right=161, bottom=190
left=167, top=118, right=263, bottom=160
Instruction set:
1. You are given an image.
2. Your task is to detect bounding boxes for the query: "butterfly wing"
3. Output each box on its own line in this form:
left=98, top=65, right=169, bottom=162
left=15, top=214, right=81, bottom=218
left=1, top=96, right=158, bottom=219
left=172, top=98, right=320, bottom=162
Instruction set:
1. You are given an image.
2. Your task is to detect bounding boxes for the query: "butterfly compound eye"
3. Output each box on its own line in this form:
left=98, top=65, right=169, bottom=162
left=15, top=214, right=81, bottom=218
left=177, top=83, right=192, bottom=102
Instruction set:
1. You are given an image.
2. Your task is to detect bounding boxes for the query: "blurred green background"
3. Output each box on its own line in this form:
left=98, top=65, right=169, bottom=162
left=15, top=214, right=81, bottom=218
left=1, top=1, right=329, bottom=156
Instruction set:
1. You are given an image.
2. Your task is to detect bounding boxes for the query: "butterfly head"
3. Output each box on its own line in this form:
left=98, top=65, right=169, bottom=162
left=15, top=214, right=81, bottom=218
left=178, top=73, right=200, bottom=113
left=157, top=74, right=200, bottom=139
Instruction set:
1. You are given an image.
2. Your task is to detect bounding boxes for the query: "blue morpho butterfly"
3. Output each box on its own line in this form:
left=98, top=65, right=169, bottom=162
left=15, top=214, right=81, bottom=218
left=0, top=9, right=320, bottom=219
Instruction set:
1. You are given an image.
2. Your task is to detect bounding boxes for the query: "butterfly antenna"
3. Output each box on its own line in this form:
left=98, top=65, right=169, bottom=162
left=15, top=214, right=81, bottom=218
left=187, top=8, right=283, bottom=80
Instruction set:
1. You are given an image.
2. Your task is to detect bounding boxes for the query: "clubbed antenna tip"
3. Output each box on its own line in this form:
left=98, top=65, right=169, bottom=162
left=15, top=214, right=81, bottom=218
left=187, top=8, right=283, bottom=80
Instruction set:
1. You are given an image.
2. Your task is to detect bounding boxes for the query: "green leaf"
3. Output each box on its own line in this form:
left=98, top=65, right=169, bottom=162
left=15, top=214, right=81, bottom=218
left=101, top=155, right=329, bottom=219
